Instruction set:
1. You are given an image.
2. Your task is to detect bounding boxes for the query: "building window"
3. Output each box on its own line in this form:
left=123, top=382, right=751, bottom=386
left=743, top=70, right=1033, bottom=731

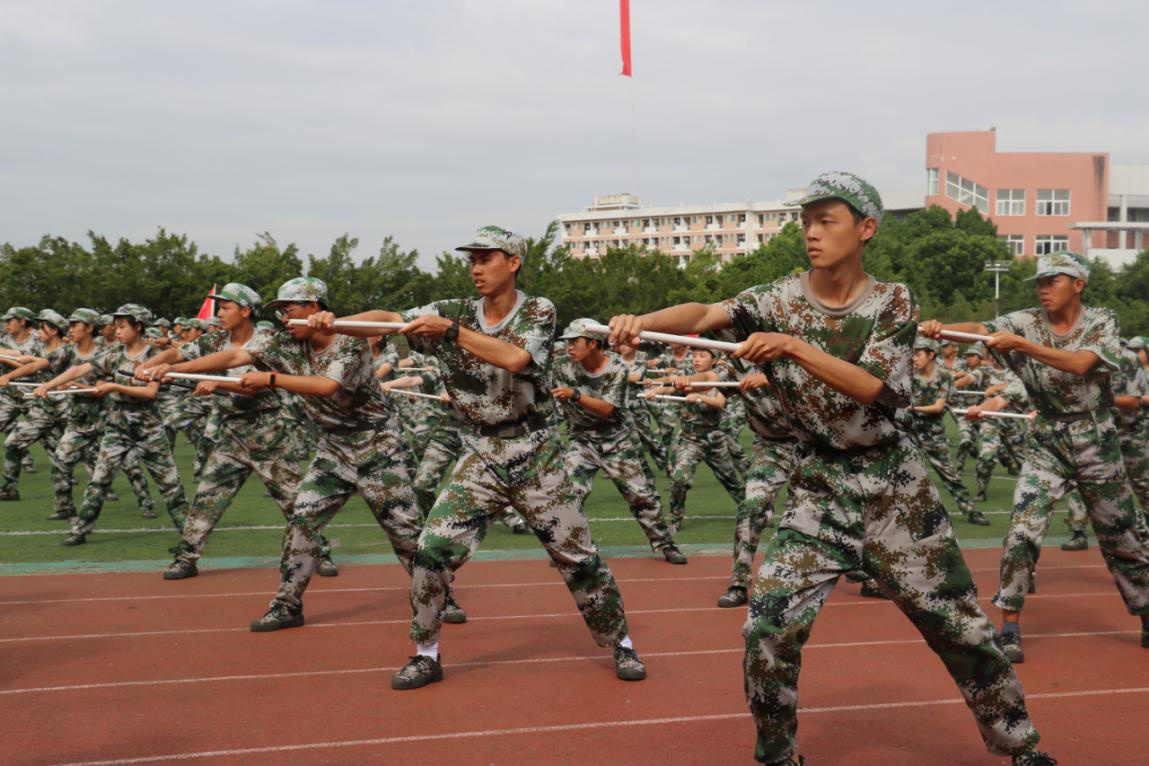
left=737, top=213, right=747, bottom=225
left=1035, top=235, right=1069, bottom=255
left=927, top=168, right=939, bottom=196
left=1000, top=234, right=1025, bottom=257
left=757, top=214, right=765, bottom=227
left=1036, top=189, right=1070, bottom=216
left=945, top=171, right=989, bottom=213
left=996, top=189, right=1025, bottom=216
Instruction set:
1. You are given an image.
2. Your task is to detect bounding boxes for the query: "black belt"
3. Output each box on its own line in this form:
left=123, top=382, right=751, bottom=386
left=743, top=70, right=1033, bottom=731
left=1037, top=411, right=1093, bottom=423
left=477, top=413, right=550, bottom=439
left=571, top=421, right=624, bottom=436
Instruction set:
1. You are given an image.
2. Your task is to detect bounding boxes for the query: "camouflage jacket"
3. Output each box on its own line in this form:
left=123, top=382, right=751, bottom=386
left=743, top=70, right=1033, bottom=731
left=553, top=352, right=628, bottom=433
left=722, top=271, right=915, bottom=450
left=90, top=343, right=160, bottom=411
left=182, top=327, right=282, bottom=416
left=910, top=364, right=954, bottom=431
left=1112, top=348, right=1149, bottom=429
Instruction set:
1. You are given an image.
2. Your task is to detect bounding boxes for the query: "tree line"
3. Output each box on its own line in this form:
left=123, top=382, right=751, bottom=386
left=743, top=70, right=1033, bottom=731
left=2, top=206, right=1147, bottom=336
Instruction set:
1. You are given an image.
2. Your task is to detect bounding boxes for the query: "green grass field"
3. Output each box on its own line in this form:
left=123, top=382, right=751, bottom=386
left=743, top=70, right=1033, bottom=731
left=0, top=420, right=1082, bottom=573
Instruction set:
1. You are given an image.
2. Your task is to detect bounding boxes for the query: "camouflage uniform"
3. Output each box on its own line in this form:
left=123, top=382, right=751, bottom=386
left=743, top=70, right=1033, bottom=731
left=2, top=336, right=67, bottom=492
left=667, top=361, right=746, bottom=529
left=906, top=358, right=978, bottom=517
left=245, top=329, right=421, bottom=612
left=975, top=365, right=1026, bottom=499
left=70, top=342, right=190, bottom=538
left=725, top=267, right=1038, bottom=763
left=1112, top=346, right=1149, bottom=518
left=949, top=353, right=983, bottom=473
left=170, top=327, right=310, bottom=564
left=618, top=348, right=669, bottom=473
left=984, top=305, right=1149, bottom=615
left=553, top=348, right=676, bottom=555
left=720, top=391, right=751, bottom=479
left=0, top=331, right=39, bottom=435
left=408, top=366, right=463, bottom=518
left=402, top=290, right=630, bottom=649
left=162, top=384, right=211, bottom=478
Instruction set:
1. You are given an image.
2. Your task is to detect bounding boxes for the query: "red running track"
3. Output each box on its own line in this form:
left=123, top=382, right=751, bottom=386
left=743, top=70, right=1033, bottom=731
left=0, top=547, right=1145, bottom=765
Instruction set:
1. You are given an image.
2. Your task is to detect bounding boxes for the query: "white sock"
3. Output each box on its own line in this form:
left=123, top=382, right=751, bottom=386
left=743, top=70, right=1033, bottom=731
left=417, top=640, right=439, bottom=660
left=617, top=635, right=633, bottom=650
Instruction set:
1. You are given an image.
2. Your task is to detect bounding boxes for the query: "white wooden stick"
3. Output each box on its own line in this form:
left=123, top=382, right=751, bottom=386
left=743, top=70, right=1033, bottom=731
left=644, top=380, right=741, bottom=388
left=49, top=388, right=100, bottom=396
left=7, top=381, right=41, bottom=388
left=583, top=322, right=740, bottom=353
left=951, top=390, right=988, bottom=397
left=934, top=329, right=993, bottom=343
left=653, top=394, right=692, bottom=402
left=394, top=367, right=434, bottom=372
left=165, top=372, right=245, bottom=384
left=953, top=408, right=1035, bottom=420
left=288, top=319, right=406, bottom=330
left=386, top=388, right=446, bottom=403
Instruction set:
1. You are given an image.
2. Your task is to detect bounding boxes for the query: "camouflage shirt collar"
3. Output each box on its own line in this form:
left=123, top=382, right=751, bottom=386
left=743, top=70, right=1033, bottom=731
left=798, top=271, right=876, bottom=317
left=475, top=289, right=527, bottom=334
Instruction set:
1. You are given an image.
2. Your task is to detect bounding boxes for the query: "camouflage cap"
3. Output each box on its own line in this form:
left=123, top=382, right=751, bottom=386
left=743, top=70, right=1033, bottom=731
left=1126, top=336, right=1147, bottom=351
left=255, top=320, right=276, bottom=331
left=112, top=303, right=154, bottom=326
left=153, top=318, right=171, bottom=328
left=37, top=309, right=68, bottom=330
left=172, top=316, right=188, bottom=326
left=68, top=308, right=102, bottom=326
left=207, top=282, right=262, bottom=310
left=913, top=337, right=939, bottom=354
left=264, top=277, right=329, bottom=311
left=784, top=171, right=884, bottom=225
left=559, top=317, right=602, bottom=340
left=144, top=327, right=162, bottom=339
left=963, top=342, right=987, bottom=359
left=1027, top=251, right=1090, bottom=282
left=3, top=307, right=36, bottom=321
left=455, top=225, right=527, bottom=260
left=185, top=319, right=208, bottom=332
left=99, top=314, right=113, bottom=327
left=207, top=316, right=222, bottom=328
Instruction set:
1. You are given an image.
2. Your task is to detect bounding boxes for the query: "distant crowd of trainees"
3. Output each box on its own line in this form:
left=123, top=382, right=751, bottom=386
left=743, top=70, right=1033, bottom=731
left=5, top=173, right=1149, bottom=765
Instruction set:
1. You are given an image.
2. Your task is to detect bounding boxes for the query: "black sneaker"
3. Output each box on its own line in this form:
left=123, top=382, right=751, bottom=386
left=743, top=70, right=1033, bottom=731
left=249, top=604, right=304, bottom=632
left=46, top=510, right=76, bottom=521
left=1027, top=576, right=1036, bottom=594
left=1060, top=532, right=1088, bottom=551
left=967, top=510, right=990, bottom=526
left=61, top=532, right=86, bottom=546
left=106, top=490, right=119, bottom=502
left=975, top=490, right=987, bottom=502
left=316, top=556, right=339, bottom=577
left=717, top=586, right=748, bottom=608
left=391, top=654, right=443, bottom=690
left=998, top=630, right=1024, bottom=663
left=0, top=487, right=20, bottom=501
left=613, top=645, right=646, bottom=681
left=662, top=546, right=688, bottom=565
left=163, top=558, right=198, bottom=580
left=140, top=507, right=157, bottom=520
left=1012, top=752, right=1057, bottom=765
left=860, top=581, right=888, bottom=599
left=442, top=596, right=467, bottom=624
left=511, top=522, right=531, bottom=535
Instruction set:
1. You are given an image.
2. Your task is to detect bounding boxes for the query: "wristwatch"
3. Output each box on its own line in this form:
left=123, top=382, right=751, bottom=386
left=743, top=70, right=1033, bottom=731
left=444, top=321, right=460, bottom=343
left=571, top=388, right=581, bottom=403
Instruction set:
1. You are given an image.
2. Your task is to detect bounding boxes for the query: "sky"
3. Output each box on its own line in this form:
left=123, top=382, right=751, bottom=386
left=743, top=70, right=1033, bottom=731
left=2, top=0, right=1146, bottom=270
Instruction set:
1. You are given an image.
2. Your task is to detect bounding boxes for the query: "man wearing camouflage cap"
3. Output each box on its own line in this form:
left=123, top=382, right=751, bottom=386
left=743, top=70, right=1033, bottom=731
left=925, top=251, right=1149, bottom=664
left=0, top=309, right=71, bottom=499
left=139, top=283, right=330, bottom=579
left=0, top=308, right=42, bottom=465
left=154, top=276, right=435, bottom=630
left=952, top=343, right=988, bottom=473
left=37, top=304, right=190, bottom=545
left=312, top=225, right=650, bottom=689
left=552, top=318, right=686, bottom=565
left=610, top=172, right=1050, bottom=765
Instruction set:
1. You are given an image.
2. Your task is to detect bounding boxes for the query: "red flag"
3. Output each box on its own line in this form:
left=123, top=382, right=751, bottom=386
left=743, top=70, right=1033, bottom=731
left=620, top=0, right=632, bottom=76
left=195, top=284, right=217, bottom=320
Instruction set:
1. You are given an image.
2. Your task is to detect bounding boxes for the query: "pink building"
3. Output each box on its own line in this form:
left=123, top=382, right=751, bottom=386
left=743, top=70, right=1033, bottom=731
left=925, top=130, right=1148, bottom=266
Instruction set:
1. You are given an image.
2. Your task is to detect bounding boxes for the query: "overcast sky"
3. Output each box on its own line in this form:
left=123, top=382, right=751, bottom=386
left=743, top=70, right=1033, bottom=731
left=2, top=0, right=1146, bottom=270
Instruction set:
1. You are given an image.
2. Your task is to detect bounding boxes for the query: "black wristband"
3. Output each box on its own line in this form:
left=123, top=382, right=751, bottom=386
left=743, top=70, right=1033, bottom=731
left=571, top=388, right=581, bottom=403
left=444, top=321, right=460, bottom=343
left=269, top=373, right=277, bottom=388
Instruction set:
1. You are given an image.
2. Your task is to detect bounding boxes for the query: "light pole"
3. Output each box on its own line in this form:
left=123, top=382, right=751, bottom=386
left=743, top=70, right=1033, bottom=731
left=984, top=261, right=1010, bottom=318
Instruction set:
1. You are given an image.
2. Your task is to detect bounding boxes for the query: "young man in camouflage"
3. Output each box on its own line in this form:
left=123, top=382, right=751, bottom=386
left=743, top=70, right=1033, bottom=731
left=317, top=226, right=647, bottom=690
left=616, top=339, right=670, bottom=473
left=551, top=317, right=686, bottom=565
left=138, top=284, right=332, bottom=580
left=0, top=310, right=70, bottom=499
left=905, top=337, right=988, bottom=525
left=611, top=172, right=1051, bottom=766
left=38, top=305, right=190, bottom=546
left=0, top=307, right=42, bottom=477
left=926, top=251, right=1149, bottom=664
left=155, top=277, right=451, bottom=631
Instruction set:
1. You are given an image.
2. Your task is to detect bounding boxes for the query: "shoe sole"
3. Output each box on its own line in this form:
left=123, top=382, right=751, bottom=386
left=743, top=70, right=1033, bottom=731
left=391, top=668, right=443, bottom=690
left=316, top=568, right=339, bottom=577
left=250, top=614, right=305, bottom=632
left=61, top=538, right=85, bottom=547
left=163, top=569, right=198, bottom=581
left=616, top=669, right=647, bottom=681
left=442, top=612, right=467, bottom=625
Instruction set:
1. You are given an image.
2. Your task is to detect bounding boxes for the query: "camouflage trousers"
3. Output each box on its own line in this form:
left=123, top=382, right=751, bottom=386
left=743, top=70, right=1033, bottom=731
left=992, top=414, right=1149, bottom=615
left=0, top=394, right=28, bottom=434
left=911, top=421, right=975, bottom=515
left=669, top=428, right=746, bottom=528
left=954, top=411, right=979, bottom=473
left=730, top=437, right=797, bottom=590
left=163, top=396, right=211, bottom=477
left=1119, top=425, right=1149, bottom=514
left=2, top=402, right=64, bottom=490
left=625, top=401, right=668, bottom=474
left=409, top=426, right=629, bottom=647
left=413, top=427, right=462, bottom=518
left=52, top=419, right=154, bottom=516
left=72, top=409, right=189, bottom=537
left=271, top=426, right=421, bottom=611
left=744, top=436, right=1039, bottom=763
left=721, top=416, right=751, bottom=479
left=565, top=428, right=674, bottom=553
left=175, top=410, right=308, bottom=562
left=975, top=420, right=1012, bottom=498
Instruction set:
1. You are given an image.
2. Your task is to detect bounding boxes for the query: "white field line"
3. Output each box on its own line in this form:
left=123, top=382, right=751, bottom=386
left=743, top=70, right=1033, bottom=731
left=44, top=685, right=1149, bottom=766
